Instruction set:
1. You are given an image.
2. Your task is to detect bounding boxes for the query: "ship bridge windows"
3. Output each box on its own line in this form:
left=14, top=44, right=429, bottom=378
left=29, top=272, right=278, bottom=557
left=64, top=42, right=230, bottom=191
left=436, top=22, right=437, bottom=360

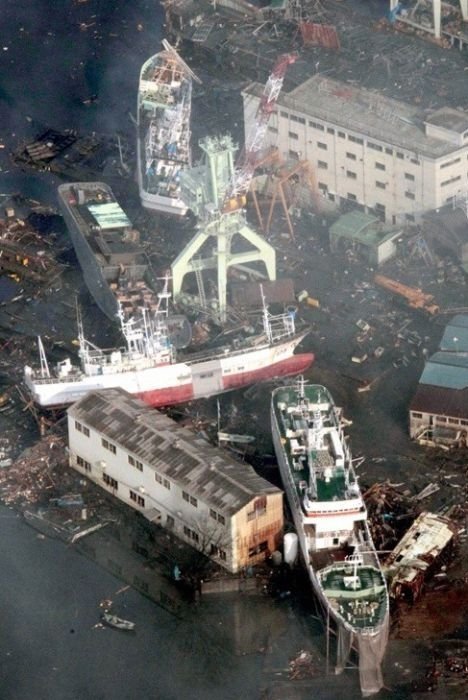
left=290, top=439, right=306, bottom=456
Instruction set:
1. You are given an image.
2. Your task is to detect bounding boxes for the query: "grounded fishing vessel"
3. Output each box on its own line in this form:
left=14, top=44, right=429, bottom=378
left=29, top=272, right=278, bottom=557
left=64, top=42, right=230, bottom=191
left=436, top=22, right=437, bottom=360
left=23, top=288, right=314, bottom=409
left=137, top=40, right=198, bottom=215
left=58, top=182, right=158, bottom=323
left=271, top=379, right=389, bottom=697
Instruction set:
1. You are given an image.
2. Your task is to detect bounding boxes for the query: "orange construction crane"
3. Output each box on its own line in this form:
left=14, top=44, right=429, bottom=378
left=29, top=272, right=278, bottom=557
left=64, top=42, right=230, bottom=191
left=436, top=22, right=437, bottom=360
left=374, top=274, right=439, bottom=315
left=249, top=150, right=319, bottom=240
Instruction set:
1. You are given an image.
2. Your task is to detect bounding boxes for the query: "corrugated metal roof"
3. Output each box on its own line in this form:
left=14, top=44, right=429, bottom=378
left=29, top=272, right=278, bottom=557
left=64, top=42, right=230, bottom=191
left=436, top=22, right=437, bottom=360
left=329, top=211, right=401, bottom=247
left=410, top=384, right=468, bottom=419
left=88, top=202, right=131, bottom=230
left=68, top=389, right=280, bottom=515
left=419, top=351, right=468, bottom=390
left=439, top=314, right=468, bottom=353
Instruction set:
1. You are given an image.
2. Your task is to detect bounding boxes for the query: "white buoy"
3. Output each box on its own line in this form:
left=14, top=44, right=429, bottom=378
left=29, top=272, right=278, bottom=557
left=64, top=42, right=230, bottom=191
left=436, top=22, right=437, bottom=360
left=284, top=532, right=298, bottom=566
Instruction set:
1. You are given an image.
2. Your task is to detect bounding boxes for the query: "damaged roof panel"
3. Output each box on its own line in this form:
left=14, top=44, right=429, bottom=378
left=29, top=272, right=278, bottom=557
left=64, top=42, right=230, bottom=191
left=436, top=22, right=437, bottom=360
left=68, top=388, right=280, bottom=515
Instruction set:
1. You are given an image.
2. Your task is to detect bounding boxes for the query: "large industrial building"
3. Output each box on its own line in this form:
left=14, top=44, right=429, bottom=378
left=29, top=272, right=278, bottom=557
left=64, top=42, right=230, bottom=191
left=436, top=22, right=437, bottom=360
left=409, top=315, right=468, bottom=447
left=67, top=388, right=284, bottom=574
left=243, top=75, right=468, bottom=223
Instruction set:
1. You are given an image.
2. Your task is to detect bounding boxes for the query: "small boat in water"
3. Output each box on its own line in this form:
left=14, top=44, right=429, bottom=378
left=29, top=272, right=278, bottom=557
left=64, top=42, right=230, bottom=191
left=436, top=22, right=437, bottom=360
left=102, top=612, right=135, bottom=631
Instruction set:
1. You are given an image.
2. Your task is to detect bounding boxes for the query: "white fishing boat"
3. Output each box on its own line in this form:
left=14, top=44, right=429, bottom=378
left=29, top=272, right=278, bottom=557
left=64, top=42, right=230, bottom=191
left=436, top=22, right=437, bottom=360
left=271, top=378, right=389, bottom=697
left=137, top=40, right=199, bottom=216
left=23, top=284, right=314, bottom=410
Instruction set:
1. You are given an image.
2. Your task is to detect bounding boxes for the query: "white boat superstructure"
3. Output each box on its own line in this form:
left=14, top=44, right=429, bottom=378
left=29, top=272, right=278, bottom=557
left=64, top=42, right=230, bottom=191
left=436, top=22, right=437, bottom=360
left=271, top=378, right=389, bottom=697
left=137, top=41, right=199, bottom=215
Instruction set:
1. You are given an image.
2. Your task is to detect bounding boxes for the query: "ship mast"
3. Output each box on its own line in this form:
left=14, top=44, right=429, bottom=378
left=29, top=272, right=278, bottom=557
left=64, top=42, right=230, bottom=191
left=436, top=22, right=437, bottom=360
left=37, top=337, right=50, bottom=378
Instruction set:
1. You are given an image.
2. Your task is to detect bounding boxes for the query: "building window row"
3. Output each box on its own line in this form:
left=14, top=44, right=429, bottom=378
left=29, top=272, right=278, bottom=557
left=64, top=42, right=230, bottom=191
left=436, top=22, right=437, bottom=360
left=348, top=135, right=363, bottom=145
left=210, top=508, right=226, bottom=525
left=376, top=180, right=386, bottom=189
left=288, top=131, right=298, bottom=140
left=441, top=175, right=461, bottom=187
left=75, top=421, right=90, bottom=437
left=290, top=114, right=305, bottom=124
left=346, top=170, right=357, bottom=179
left=309, top=119, right=324, bottom=131
left=375, top=162, right=385, bottom=171
left=210, top=544, right=227, bottom=561
left=405, top=172, right=415, bottom=181
left=182, top=491, right=198, bottom=508
left=76, top=455, right=91, bottom=472
left=367, top=141, right=382, bottom=152
left=268, top=126, right=278, bottom=134
left=183, top=526, right=199, bottom=543
left=346, top=152, right=356, bottom=160
left=280, top=110, right=288, bottom=118
left=437, top=415, right=468, bottom=426
left=128, top=455, right=143, bottom=471
left=440, top=157, right=461, bottom=169
left=129, top=489, right=145, bottom=507
left=405, top=191, right=415, bottom=200
left=317, top=141, right=327, bottom=150
left=103, top=473, right=118, bottom=490
left=318, top=160, right=328, bottom=169
left=154, top=472, right=171, bottom=490
left=102, top=438, right=116, bottom=454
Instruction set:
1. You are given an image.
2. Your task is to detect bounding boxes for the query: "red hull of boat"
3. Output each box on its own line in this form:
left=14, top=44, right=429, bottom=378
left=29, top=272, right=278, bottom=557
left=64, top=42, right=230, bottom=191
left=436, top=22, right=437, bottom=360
left=137, top=352, right=314, bottom=407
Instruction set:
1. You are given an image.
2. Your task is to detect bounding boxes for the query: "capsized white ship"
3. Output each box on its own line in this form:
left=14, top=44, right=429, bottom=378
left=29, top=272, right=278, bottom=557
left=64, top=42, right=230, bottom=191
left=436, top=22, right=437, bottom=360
left=137, top=40, right=199, bottom=216
left=24, top=284, right=314, bottom=410
left=271, top=378, right=389, bottom=697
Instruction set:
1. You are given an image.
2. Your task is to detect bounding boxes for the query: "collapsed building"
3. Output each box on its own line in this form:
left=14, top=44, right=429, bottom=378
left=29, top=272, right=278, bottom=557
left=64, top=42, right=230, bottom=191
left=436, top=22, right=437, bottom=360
left=329, top=211, right=402, bottom=266
left=67, top=388, right=284, bottom=574
left=423, top=202, right=468, bottom=273
left=409, top=314, right=468, bottom=447
left=384, top=511, right=458, bottom=602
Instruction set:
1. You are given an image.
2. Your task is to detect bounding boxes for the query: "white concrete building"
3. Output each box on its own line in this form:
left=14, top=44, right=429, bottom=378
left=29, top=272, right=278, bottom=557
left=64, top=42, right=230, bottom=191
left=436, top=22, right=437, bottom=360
left=243, top=74, right=468, bottom=224
left=67, top=388, right=283, bottom=574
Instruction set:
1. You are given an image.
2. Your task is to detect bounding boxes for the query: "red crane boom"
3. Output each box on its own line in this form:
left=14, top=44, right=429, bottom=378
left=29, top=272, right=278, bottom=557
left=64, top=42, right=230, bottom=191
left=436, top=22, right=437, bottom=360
left=224, top=52, right=297, bottom=211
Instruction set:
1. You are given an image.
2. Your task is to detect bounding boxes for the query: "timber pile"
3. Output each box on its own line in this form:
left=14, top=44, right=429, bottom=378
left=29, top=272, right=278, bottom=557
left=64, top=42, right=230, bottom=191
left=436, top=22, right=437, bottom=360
left=0, top=434, right=68, bottom=506
left=363, top=480, right=417, bottom=551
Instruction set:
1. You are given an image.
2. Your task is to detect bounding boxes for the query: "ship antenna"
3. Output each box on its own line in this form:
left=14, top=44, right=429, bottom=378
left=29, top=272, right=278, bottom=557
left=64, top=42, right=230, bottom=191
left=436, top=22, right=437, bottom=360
left=260, top=284, right=273, bottom=344
left=75, top=300, right=83, bottom=344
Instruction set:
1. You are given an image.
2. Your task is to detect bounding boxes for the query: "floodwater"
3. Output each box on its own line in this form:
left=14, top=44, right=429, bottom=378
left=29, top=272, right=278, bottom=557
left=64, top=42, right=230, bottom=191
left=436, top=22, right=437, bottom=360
left=0, top=505, right=263, bottom=700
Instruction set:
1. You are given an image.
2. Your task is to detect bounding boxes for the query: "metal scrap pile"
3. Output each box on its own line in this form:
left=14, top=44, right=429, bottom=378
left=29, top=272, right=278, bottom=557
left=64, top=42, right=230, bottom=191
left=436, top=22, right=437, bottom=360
left=363, top=480, right=417, bottom=552
left=0, top=434, right=68, bottom=507
left=288, top=650, right=319, bottom=680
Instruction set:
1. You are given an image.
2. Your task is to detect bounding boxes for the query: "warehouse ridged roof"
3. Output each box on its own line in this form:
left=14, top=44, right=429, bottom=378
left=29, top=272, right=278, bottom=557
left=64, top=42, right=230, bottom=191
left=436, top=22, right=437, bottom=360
left=68, top=389, right=280, bottom=515
left=439, top=315, right=468, bottom=353
left=418, top=351, right=468, bottom=391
